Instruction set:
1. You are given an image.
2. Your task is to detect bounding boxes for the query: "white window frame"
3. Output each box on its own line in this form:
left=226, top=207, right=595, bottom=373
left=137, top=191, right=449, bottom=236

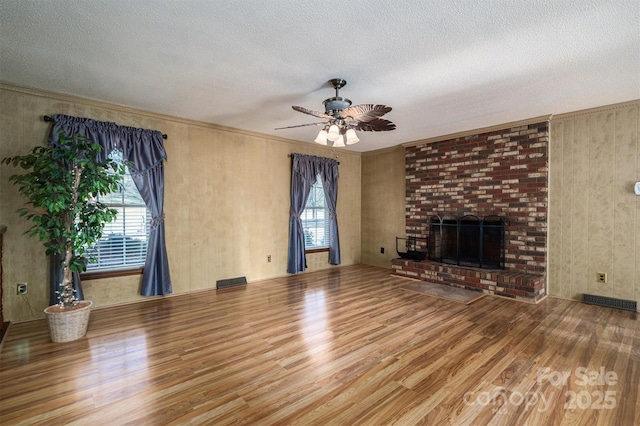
left=301, top=177, right=330, bottom=250
left=85, top=150, right=151, bottom=272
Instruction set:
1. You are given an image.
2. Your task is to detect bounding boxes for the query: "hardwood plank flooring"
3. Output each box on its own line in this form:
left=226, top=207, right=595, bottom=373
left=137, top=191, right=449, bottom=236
left=0, top=265, right=638, bottom=425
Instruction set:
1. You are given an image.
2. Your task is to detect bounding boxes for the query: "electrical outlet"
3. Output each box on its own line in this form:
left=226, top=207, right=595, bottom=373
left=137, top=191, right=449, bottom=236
left=380, top=247, right=385, bottom=254
left=267, top=255, right=271, bottom=263
left=596, top=272, right=607, bottom=284
left=17, top=282, right=28, bottom=295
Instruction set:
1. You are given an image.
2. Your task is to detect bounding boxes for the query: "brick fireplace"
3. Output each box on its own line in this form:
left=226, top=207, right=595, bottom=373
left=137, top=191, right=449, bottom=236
left=392, top=121, right=549, bottom=302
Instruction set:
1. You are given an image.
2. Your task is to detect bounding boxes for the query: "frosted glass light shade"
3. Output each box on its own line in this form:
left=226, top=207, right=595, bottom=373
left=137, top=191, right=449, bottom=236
left=345, top=129, right=359, bottom=145
left=327, top=124, right=340, bottom=141
left=314, top=129, right=328, bottom=145
left=333, top=135, right=345, bottom=147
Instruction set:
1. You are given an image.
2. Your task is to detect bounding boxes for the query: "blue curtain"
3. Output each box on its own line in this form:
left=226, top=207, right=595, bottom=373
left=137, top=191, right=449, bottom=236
left=49, top=114, right=172, bottom=296
left=287, top=153, right=340, bottom=274
left=320, top=159, right=340, bottom=265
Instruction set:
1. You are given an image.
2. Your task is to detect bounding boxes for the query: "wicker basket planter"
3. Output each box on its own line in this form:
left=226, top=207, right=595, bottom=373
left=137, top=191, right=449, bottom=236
left=44, top=301, right=93, bottom=343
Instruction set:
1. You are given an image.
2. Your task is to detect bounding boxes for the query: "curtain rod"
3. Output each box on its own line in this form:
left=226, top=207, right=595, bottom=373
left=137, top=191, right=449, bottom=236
left=43, top=115, right=168, bottom=139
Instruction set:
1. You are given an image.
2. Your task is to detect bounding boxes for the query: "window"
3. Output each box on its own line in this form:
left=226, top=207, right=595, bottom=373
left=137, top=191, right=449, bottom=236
left=301, top=177, right=329, bottom=250
left=85, top=150, right=150, bottom=271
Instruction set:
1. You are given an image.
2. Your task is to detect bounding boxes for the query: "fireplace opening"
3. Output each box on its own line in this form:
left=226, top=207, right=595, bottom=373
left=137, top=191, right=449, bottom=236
left=429, top=214, right=505, bottom=269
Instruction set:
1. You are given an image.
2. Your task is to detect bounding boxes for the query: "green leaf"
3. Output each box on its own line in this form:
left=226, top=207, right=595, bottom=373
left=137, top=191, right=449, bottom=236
left=3, top=131, right=127, bottom=302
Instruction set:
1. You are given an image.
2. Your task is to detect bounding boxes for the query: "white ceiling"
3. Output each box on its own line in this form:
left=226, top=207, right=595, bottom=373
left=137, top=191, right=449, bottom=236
left=1, top=0, right=639, bottom=152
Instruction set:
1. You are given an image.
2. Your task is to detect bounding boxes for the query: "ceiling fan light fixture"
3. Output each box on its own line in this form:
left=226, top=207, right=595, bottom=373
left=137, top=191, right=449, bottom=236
left=327, top=124, right=340, bottom=141
left=345, top=128, right=359, bottom=145
left=278, top=78, right=395, bottom=147
left=314, top=129, right=328, bottom=145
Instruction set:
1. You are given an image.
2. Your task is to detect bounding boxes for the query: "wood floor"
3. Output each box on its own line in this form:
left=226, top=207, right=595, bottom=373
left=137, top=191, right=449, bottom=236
left=0, top=265, right=638, bottom=425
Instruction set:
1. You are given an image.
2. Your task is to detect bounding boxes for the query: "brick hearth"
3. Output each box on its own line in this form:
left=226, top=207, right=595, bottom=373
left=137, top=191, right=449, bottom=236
left=392, top=259, right=546, bottom=302
left=396, top=121, right=549, bottom=303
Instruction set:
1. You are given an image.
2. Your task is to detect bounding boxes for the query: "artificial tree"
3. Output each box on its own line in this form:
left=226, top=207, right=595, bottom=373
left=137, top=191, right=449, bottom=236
left=3, top=132, right=126, bottom=308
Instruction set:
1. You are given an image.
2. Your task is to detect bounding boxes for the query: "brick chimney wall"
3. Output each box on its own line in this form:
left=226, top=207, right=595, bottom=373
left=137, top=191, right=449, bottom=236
left=405, top=122, right=549, bottom=273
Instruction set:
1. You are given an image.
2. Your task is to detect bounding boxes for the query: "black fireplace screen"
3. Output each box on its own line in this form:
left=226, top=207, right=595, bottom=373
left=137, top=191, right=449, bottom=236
left=429, top=214, right=505, bottom=269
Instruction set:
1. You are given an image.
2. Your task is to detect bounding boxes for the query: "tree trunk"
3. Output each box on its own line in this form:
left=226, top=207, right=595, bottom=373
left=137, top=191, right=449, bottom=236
left=60, top=246, right=75, bottom=306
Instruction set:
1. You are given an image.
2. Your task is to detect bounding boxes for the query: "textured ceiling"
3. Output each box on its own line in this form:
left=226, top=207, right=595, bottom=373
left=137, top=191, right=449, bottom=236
left=1, top=0, right=639, bottom=152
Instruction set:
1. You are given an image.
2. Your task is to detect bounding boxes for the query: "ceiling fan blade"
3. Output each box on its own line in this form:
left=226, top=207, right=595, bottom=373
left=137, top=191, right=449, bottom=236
left=292, top=105, right=332, bottom=120
left=339, top=104, right=392, bottom=121
left=352, top=118, right=396, bottom=132
left=275, top=121, right=328, bottom=130
left=287, top=82, right=395, bottom=133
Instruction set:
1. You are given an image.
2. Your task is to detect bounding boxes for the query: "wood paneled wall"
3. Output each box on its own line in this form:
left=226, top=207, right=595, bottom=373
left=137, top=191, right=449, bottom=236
left=548, top=101, right=639, bottom=304
left=361, top=146, right=406, bottom=267
left=0, top=84, right=362, bottom=322
left=3, top=83, right=637, bottom=321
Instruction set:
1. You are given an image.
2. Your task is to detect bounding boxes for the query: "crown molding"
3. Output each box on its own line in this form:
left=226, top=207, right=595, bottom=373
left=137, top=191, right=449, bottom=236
left=361, top=144, right=405, bottom=157
left=401, top=99, right=640, bottom=148
left=402, top=115, right=552, bottom=148
left=551, top=99, right=639, bottom=120
left=0, top=81, right=362, bottom=158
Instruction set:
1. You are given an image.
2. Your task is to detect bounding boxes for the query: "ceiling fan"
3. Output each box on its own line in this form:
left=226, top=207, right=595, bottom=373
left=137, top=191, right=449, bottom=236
left=276, top=78, right=396, bottom=146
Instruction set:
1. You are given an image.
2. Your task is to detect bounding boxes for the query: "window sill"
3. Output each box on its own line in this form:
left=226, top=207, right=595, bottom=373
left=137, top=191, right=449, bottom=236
left=306, top=247, right=329, bottom=254
left=81, top=268, right=143, bottom=281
